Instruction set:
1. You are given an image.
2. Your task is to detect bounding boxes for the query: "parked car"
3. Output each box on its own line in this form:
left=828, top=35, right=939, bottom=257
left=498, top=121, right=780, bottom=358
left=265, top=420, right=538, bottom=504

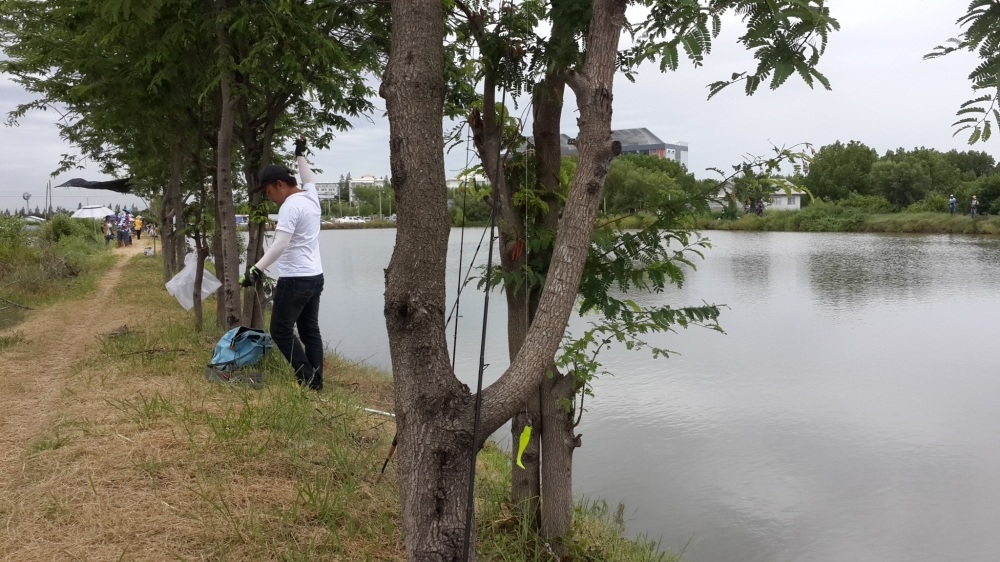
left=335, top=216, right=366, bottom=224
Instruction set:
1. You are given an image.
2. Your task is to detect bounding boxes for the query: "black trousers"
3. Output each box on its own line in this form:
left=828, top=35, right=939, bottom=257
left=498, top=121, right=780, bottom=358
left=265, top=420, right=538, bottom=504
left=270, top=274, right=324, bottom=389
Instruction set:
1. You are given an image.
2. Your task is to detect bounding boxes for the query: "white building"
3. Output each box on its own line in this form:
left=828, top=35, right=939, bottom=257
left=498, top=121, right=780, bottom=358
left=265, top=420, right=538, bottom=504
left=349, top=174, right=386, bottom=189
left=315, top=182, right=340, bottom=201
left=316, top=175, right=388, bottom=205
left=709, top=179, right=809, bottom=212
left=446, top=174, right=490, bottom=189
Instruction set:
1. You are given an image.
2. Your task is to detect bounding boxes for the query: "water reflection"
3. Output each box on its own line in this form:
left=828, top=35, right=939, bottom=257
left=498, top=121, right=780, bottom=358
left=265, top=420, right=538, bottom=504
left=315, top=229, right=1000, bottom=562
left=807, top=233, right=1000, bottom=311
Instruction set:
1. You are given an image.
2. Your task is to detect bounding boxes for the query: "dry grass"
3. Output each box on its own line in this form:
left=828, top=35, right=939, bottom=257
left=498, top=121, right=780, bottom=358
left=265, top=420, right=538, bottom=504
left=0, top=251, right=405, bottom=561
left=0, top=247, right=674, bottom=562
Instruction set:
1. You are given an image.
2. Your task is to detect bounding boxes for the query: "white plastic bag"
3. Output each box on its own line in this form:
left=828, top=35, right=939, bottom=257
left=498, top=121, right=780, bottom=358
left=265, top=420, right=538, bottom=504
left=165, top=252, right=223, bottom=311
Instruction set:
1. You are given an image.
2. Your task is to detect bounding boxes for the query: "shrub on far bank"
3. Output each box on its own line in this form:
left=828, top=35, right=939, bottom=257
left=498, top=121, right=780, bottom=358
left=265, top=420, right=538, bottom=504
left=836, top=194, right=895, bottom=213
left=905, top=194, right=949, bottom=214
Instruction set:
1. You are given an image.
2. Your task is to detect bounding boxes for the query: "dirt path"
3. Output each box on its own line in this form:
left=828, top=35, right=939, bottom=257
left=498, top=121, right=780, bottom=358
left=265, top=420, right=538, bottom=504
left=0, top=243, right=147, bottom=475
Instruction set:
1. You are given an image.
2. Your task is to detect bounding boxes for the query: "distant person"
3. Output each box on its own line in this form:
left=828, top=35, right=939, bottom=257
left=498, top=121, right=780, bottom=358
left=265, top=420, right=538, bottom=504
left=102, top=219, right=114, bottom=247
left=115, top=211, right=128, bottom=247
left=949, top=195, right=957, bottom=215
left=134, top=215, right=143, bottom=240
left=971, top=195, right=979, bottom=217
left=240, top=137, right=325, bottom=390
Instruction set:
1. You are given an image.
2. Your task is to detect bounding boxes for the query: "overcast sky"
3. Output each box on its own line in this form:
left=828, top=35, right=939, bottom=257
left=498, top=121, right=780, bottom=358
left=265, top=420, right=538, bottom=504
left=0, top=0, right=984, bottom=213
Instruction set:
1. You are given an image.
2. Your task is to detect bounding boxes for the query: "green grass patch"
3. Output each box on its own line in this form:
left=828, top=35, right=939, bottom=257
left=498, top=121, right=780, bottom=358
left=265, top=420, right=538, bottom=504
left=0, top=330, right=26, bottom=350
left=697, top=203, right=1000, bottom=234
left=0, top=215, right=117, bottom=330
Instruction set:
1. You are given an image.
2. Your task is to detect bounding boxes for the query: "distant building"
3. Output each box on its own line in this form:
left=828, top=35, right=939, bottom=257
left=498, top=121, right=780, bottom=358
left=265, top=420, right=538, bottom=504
left=446, top=174, right=490, bottom=190
left=315, top=182, right=340, bottom=201
left=525, top=128, right=688, bottom=167
left=316, top=175, right=388, bottom=205
left=708, top=179, right=808, bottom=212
left=349, top=174, right=386, bottom=189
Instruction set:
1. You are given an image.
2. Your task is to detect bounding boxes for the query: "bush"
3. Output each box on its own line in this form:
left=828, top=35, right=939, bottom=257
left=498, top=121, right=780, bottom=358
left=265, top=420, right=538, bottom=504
left=44, top=215, right=99, bottom=243
left=838, top=194, right=895, bottom=213
left=905, top=194, right=949, bottom=213
left=0, top=216, right=114, bottom=329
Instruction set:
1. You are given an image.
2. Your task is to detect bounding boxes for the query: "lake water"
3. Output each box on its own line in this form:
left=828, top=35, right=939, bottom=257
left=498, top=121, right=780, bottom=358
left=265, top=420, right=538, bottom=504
left=314, top=228, right=1000, bottom=562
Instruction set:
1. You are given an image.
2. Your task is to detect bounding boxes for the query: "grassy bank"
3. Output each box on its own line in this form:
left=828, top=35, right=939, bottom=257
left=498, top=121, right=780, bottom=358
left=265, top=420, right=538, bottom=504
left=694, top=202, right=1000, bottom=234
left=0, top=215, right=116, bottom=330
left=2, top=246, right=674, bottom=560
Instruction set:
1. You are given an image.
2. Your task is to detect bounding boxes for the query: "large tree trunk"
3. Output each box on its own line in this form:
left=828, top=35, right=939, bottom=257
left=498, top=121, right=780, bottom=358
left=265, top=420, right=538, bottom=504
left=507, top=266, right=540, bottom=523
left=540, top=371, right=579, bottom=547
left=384, top=1, right=625, bottom=558
left=212, top=172, right=226, bottom=328
left=383, top=3, right=480, bottom=559
left=215, top=0, right=242, bottom=329
left=161, top=145, right=183, bottom=282
left=476, top=0, right=627, bottom=499
left=533, top=68, right=580, bottom=547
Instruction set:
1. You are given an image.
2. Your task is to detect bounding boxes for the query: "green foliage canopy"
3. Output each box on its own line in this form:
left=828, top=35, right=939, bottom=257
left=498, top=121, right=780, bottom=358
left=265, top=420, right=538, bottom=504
left=925, top=0, right=1000, bottom=143
left=805, top=140, right=878, bottom=200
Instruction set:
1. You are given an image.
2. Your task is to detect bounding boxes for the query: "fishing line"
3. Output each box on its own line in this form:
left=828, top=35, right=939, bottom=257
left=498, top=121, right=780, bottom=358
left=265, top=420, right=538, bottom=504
left=451, top=125, right=475, bottom=369
left=463, top=0, right=513, bottom=557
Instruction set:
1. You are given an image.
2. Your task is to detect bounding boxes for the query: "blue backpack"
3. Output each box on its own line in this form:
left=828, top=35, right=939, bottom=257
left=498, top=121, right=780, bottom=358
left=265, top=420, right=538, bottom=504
left=208, top=326, right=272, bottom=372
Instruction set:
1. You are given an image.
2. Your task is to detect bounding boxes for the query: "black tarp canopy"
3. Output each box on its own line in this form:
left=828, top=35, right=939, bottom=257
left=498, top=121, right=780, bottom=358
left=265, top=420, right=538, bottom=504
left=57, top=177, right=132, bottom=194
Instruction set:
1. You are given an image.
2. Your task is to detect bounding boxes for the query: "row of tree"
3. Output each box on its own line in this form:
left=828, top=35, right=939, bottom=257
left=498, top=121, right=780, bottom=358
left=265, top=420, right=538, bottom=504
left=1, top=0, right=388, bottom=332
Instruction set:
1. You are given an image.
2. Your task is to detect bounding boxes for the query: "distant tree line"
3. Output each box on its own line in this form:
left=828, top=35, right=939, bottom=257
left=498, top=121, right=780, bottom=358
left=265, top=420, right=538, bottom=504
left=804, top=141, right=999, bottom=214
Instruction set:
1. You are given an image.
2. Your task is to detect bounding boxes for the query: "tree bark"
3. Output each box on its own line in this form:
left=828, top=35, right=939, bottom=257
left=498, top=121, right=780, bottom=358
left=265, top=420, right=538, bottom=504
left=215, top=0, right=242, bottom=329
left=161, top=145, right=183, bottom=283
left=212, top=171, right=226, bottom=328
left=193, top=243, right=209, bottom=332
left=477, top=0, right=627, bottom=457
left=384, top=1, right=479, bottom=559
left=383, top=0, right=626, bottom=558
left=236, top=95, right=278, bottom=330
left=540, top=371, right=579, bottom=547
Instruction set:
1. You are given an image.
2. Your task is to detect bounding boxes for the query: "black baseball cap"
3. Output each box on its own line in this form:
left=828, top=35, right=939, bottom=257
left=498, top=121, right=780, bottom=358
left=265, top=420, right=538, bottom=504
left=257, top=164, right=296, bottom=192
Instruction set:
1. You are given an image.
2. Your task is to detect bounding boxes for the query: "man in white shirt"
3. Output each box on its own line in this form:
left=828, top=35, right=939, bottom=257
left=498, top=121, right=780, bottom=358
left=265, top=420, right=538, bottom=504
left=241, top=138, right=325, bottom=390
